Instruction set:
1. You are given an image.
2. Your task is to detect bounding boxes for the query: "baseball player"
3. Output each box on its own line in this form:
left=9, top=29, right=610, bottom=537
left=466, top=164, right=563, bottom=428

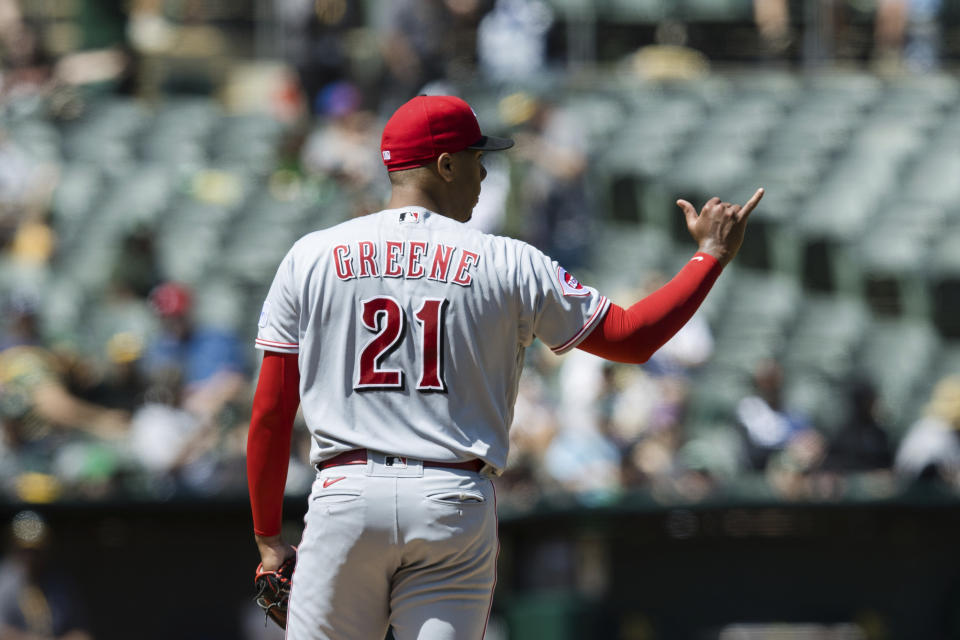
left=247, top=94, right=763, bottom=639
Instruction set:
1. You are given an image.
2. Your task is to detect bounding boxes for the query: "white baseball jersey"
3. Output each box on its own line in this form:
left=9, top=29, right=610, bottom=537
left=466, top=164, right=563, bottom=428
left=255, top=206, right=609, bottom=472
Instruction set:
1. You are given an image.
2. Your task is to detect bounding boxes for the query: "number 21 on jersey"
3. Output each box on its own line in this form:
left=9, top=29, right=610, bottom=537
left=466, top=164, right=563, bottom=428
left=355, top=296, right=448, bottom=392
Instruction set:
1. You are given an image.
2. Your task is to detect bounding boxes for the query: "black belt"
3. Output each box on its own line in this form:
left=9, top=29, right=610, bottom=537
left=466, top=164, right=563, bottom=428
left=318, top=449, right=484, bottom=473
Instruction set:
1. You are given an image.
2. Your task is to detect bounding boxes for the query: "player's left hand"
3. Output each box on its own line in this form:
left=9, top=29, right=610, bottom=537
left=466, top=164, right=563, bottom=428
left=677, top=187, right=764, bottom=267
left=255, top=533, right=296, bottom=572
left=254, top=547, right=296, bottom=629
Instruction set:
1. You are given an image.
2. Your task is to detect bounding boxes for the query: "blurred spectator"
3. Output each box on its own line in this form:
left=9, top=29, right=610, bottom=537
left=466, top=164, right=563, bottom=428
left=0, top=130, right=57, bottom=264
left=895, top=375, right=960, bottom=486
left=274, top=0, right=361, bottom=113
left=765, top=428, right=828, bottom=500
left=375, top=0, right=488, bottom=107
left=477, top=0, right=553, bottom=82
left=130, top=366, right=304, bottom=498
left=0, top=0, right=54, bottom=99
left=299, top=81, right=386, bottom=204
left=608, top=367, right=684, bottom=448
left=127, top=369, right=207, bottom=487
left=465, top=149, right=510, bottom=234
left=82, top=333, right=149, bottom=414
left=513, top=98, right=593, bottom=270
left=110, top=227, right=162, bottom=300
left=0, top=0, right=127, bottom=102
left=822, top=378, right=893, bottom=473
left=753, top=0, right=792, bottom=55
left=542, top=422, right=621, bottom=500
left=142, top=282, right=248, bottom=422
left=542, top=350, right=622, bottom=500
left=0, top=299, right=129, bottom=453
left=0, top=293, right=41, bottom=351
left=874, top=0, right=942, bottom=71
left=736, top=360, right=812, bottom=471
left=0, top=511, right=92, bottom=640
left=498, top=352, right=559, bottom=508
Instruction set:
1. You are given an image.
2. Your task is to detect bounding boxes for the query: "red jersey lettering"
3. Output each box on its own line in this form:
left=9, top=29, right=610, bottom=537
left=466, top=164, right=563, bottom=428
left=333, top=245, right=355, bottom=280
left=358, top=241, right=379, bottom=278
left=429, top=245, right=456, bottom=282
left=451, top=250, right=480, bottom=287
left=407, top=242, right=428, bottom=279
left=385, top=241, right=404, bottom=278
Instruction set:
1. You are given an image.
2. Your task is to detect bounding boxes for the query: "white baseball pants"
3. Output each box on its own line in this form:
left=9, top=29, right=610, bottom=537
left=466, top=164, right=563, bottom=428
left=286, top=452, right=498, bottom=640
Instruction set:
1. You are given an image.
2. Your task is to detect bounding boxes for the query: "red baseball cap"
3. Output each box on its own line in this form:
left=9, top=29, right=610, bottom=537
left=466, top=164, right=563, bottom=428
left=380, top=95, right=514, bottom=172
left=149, top=282, right=192, bottom=317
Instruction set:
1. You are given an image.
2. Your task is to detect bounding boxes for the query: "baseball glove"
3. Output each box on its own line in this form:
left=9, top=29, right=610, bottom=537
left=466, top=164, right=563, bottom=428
left=254, top=552, right=296, bottom=629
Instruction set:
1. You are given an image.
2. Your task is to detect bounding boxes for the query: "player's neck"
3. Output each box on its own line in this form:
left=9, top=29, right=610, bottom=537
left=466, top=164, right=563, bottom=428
left=386, top=187, right=462, bottom=222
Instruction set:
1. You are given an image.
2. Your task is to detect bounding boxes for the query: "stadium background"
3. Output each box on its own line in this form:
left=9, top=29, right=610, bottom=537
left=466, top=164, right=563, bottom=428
left=2, top=0, right=960, bottom=638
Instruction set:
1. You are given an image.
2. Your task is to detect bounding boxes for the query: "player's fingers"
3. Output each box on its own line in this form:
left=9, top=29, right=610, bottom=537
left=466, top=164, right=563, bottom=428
left=738, top=188, right=765, bottom=220
left=676, top=199, right=698, bottom=230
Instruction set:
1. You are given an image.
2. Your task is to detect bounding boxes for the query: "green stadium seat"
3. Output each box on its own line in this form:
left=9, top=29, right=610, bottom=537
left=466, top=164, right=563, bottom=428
left=39, top=275, right=89, bottom=340
left=59, top=233, right=120, bottom=291
left=900, top=146, right=960, bottom=209
left=730, top=71, right=803, bottom=105
left=783, top=371, right=847, bottom=434
left=805, top=72, right=883, bottom=105
left=562, top=93, right=628, bottom=147
left=883, top=73, right=959, bottom=110
left=10, top=120, right=61, bottom=163
left=857, top=213, right=935, bottom=318
left=193, top=279, right=246, bottom=331
left=50, top=163, right=104, bottom=249
left=79, top=96, right=153, bottom=139
left=858, top=319, right=940, bottom=436
left=540, top=0, right=597, bottom=20
left=676, top=425, right=746, bottom=477
left=783, top=295, right=869, bottom=382
left=591, top=223, right=674, bottom=293
left=599, top=94, right=707, bottom=225
left=63, top=131, right=136, bottom=171
left=604, top=0, right=668, bottom=21
left=703, top=271, right=800, bottom=382
left=83, top=296, right=158, bottom=362
left=666, top=151, right=753, bottom=199
left=928, top=230, right=960, bottom=338
left=99, top=164, right=178, bottom=231
left=850, top=120, right=926, bottom=157
left=680, top=0, right=753, bottom=21
left=154, top=97, right=223, bottom=135
left=685, top=367, right=753, bottom=422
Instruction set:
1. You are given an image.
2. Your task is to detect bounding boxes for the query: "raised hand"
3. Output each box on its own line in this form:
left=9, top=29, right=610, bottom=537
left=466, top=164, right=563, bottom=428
left=677, top=188, right=764, bottom=267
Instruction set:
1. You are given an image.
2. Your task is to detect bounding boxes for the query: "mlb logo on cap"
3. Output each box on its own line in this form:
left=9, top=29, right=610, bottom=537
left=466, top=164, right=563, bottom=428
left=380, top=95, right=513, bottom=172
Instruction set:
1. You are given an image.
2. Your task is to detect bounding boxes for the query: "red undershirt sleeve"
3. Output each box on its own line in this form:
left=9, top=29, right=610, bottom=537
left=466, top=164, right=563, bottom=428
left=578, top=252, right=722, bottom=364
left=247, top=351, right=301, bottom=537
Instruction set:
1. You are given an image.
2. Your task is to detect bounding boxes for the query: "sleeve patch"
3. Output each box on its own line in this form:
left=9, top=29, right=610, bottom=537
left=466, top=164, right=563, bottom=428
left=557, top=266, right=589, bottom=297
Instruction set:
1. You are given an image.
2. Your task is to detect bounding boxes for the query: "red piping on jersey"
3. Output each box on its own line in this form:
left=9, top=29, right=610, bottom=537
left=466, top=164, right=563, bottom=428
left=578, top=252, right=722, bottom=364
left=247, top=351, right=301, bottom=537
left=552, top=295, right=610, bottom=354
left=255, top=338, right=299, bottom=348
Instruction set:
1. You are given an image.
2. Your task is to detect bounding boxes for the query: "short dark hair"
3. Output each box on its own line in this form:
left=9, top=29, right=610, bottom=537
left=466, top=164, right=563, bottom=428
left=388, top=165, right=431, bottom=187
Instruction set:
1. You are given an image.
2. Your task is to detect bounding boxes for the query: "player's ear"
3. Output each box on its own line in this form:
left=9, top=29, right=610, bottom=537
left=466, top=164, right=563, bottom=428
left=435, top=152, right=455, bottom=183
